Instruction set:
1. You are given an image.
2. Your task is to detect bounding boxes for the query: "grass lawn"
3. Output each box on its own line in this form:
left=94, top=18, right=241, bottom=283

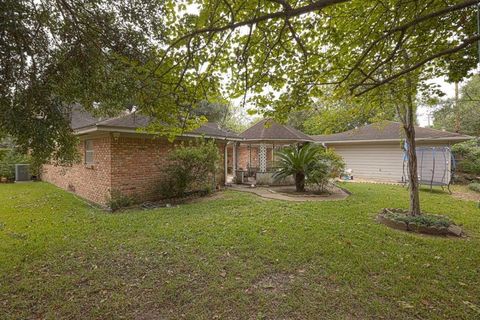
left=1, top=182, right=480, bottom=319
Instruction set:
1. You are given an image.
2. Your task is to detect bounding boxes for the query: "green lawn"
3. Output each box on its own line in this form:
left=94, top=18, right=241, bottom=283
left=1, top=182, right=480, bottom=319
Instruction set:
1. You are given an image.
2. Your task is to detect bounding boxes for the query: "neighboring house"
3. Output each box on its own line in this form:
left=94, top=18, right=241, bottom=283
left=311, top=121, right=471, bottom=182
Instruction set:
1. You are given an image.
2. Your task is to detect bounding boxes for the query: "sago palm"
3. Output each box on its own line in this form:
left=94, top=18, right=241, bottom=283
left=273, top=144, right=320, bottom=192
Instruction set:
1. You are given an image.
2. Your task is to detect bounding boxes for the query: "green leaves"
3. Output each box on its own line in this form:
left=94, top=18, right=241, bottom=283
left=273, top=144, right=344, bottom=192
left=3, top=0, right=479, bottom=166
left=159, top=138, right=221, bottom=197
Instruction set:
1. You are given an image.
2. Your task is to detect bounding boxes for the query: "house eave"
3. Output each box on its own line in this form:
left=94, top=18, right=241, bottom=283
left=314, top=136, right=472, bottom=145
left=240, top=138, right=315, bottom=143
left=74, top=125, right=244, bottom=141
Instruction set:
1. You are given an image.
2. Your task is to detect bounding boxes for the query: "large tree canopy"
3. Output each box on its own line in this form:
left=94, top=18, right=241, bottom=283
left=1, top=0, right=478, bottom=168
left=1, top=0, right=221, bottom=164
left=432, top=75, right=480, bottom=136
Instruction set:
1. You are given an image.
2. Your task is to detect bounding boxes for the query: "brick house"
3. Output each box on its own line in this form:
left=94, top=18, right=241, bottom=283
left=42, top=107, right=242, bottom=205
left=42, top=108, right=469, bottom=205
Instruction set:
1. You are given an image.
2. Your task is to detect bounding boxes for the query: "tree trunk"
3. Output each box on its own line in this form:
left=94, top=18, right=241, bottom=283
left=403, top=87, right=421, bottom=216
left=454, top=81, right=461, bottom=132
left=295, top=172, right=305, bottom=192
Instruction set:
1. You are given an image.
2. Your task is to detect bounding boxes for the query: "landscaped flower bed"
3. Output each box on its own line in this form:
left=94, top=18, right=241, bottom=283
left=377, top=208, right=464, bottom=237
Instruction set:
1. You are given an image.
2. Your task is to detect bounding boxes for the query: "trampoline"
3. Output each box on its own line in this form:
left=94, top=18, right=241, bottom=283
left=402, top=145, right=456, bottom=194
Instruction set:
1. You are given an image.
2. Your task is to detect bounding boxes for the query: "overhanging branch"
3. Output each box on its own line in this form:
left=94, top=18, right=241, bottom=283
left=354, top=35, right=480, bottom=96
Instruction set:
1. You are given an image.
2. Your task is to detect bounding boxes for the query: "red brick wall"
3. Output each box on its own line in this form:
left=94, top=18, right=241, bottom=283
left=42, top=134, right=112, bottom=204
left=231, top=144, right=277, bottom=172
left=42, top=133, right=226, bottom=205
left=237, top=145, right=259, bottom=170
left=110, top=136, right=168, bottom=201
left=111, top=137, right=226, bottom=202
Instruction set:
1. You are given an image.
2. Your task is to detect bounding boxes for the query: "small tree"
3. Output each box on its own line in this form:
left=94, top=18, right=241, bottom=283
left=273, top=144, right=319, bottom=192
left=159, top=138, right=220, bottom=198
left=274, top=144, right=345, bottom=192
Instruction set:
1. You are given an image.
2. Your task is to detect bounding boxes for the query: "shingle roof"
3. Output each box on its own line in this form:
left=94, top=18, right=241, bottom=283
left=189, top=122, right=240, bottom=139
left=69, top=106, right=240, bottom=139
left=240, top=118, right=313, bottom=141
left=69, top=104, right=101, bottom=130
left=96, top=113, right=152, bottom=129
left=311, top=121, right=471, bottom=143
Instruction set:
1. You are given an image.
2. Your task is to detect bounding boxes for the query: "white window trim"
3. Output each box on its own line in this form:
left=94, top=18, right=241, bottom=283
left=85, top=140, right=94, bottom=165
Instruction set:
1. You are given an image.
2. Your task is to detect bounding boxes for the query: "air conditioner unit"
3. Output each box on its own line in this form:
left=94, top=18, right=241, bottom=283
left=15, top=164, right=30, bottom=182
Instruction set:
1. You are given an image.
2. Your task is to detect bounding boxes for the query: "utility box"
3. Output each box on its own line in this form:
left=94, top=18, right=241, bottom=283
left=15, top=164, right=30, bottom=182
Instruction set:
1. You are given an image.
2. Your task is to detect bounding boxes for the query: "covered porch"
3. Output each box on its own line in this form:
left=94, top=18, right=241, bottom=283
left=224, top=119, right=314, bottom=186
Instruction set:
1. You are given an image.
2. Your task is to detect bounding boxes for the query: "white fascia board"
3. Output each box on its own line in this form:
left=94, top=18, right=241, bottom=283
left=315, top=136, right=472, bottom=145
left=74, top=125, right=243, bottom=141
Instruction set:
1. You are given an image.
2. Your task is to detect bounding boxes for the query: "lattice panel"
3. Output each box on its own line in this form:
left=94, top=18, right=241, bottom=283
left=259, top=144, right=267, bottom=172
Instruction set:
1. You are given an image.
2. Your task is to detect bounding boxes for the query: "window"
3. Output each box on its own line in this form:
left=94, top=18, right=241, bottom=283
left=85, top=140, right=94, bottom=165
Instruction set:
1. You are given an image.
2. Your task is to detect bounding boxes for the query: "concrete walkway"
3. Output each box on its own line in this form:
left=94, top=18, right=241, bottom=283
left=228, top=184, right=349, bottom=202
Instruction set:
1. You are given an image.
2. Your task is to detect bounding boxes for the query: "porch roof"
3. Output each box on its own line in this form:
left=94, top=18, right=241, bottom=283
left=239, top=119, right=314, bottom=142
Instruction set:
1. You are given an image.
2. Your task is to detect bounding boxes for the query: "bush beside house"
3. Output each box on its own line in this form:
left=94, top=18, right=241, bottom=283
left=159, top=139, right=220, bottom=198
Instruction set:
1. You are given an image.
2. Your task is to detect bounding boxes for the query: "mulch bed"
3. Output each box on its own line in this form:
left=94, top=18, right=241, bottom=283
left=377, top=208, right=465, bottom=237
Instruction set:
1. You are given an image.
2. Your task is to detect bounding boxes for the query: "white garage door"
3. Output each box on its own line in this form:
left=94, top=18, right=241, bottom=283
left=328, top=143, right=405, bottom=182
left=328, top=142, right=452, bottom=182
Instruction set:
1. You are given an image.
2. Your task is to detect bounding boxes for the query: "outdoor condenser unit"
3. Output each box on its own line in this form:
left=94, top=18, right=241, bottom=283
left=15, top=164, right=30, bottom=182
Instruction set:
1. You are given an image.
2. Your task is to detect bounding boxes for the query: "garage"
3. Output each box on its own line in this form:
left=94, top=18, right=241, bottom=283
left=312, top=121, right=471, bottom=182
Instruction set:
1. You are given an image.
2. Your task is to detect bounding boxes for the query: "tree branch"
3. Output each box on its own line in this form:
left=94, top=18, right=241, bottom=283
left=342, top=0, right=478, bottom=84
left=354, top=35, right=480, bottom=96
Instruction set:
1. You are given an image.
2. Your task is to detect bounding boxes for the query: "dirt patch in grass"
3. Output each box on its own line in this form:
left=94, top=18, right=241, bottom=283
left=115, top=190, right=226, bottom=211
left=185, top=190, right=226, bottom=203
left=451, top=190, right=480, bottom=202
left=251, top=272, right=295, bottom=294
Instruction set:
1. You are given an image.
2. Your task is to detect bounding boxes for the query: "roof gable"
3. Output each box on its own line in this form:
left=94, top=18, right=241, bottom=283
left=240, top=118, right=313, bottom=141
left=69, top=104, right=101, bottom=130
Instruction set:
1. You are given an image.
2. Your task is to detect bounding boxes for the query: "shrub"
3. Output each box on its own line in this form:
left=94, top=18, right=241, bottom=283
left=273, top=144, right=320, bottom=192
left=273, top=144, right=345, bottom=193
left=0, top=149, right=30, bottom=180
left=307, top=149, right=345, bottom=192
left=452, top=139, right=480, bottom=175
left=107, top=190, right=134, bottom=211
left=159, top=139, right=220, bottom=198
left=469, top=183, right=480, bottom=193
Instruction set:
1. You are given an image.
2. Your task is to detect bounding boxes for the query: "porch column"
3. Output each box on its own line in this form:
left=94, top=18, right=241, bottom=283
left=259, top=143, right=267, bottom=172
left=224, top=143, right=228, bottom=185
left=232, top=142, right=237, bottom=173
left=249, top=144, right=252, bottom=170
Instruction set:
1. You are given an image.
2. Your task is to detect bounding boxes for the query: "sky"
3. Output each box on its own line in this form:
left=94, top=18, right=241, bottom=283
left=184, top=1, right=470, bottom=129
left=232, top=77, right=462, bottom=128
left=416, top=77, right=456, bottom=127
